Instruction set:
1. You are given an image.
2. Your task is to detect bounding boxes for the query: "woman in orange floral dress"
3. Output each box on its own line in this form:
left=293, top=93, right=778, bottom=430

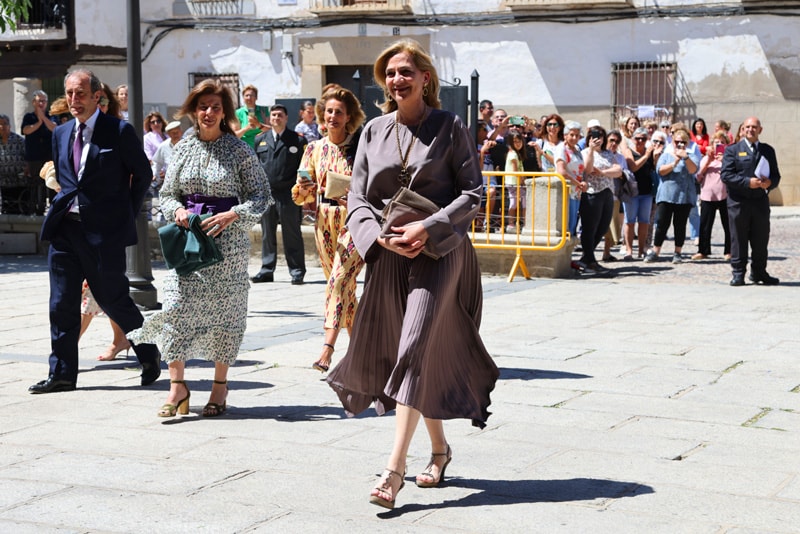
left=292, top=87, right=366, bottom=372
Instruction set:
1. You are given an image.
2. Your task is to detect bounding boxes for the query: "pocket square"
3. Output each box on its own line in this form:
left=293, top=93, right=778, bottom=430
left=99, top=148, right=114, bottom=153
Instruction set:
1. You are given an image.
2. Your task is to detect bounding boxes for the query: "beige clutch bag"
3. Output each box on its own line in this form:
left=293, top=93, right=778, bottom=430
left=324, top=171, right=351, bottom=199
left=380, top=187, right=442, bottom=259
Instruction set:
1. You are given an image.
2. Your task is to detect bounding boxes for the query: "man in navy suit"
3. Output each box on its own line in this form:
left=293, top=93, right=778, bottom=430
left=720, top=116, right=781, bottom=287
left=251, top=104, right=307, bottom=285
left=30, top=68, right=161, bottom=393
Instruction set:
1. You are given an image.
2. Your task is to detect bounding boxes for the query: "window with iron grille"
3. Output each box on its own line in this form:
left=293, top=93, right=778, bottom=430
left=188, top=73, right=241, bottom=107
left=611, top=62, right=676, bottom=127
left=16, top=0, right=69, bottom=29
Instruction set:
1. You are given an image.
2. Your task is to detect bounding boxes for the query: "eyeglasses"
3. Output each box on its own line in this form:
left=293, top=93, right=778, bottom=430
left=607, top=138, right=620, bottom=144
left=150, top=119, right=163, bottom=124
left=651, top=140, right=664, bottom=145
left=634, top=137, right=647, bottom=141
left=533, top=123, right=541, bottom=129
left=546, top=122, right=559, bottom=128
left=660, top=125, right=670, bottom=129
left=675, top=141, right=686, bottom=146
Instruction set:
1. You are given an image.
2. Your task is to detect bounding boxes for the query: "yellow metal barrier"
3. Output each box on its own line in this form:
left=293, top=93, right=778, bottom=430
left=470, top=171, right=570, bottom=282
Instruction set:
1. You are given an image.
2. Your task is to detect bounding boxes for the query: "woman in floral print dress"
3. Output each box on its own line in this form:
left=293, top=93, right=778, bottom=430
left=292, top=86, right=365, bottom=372
left=130, top=79, right=269, bottom=417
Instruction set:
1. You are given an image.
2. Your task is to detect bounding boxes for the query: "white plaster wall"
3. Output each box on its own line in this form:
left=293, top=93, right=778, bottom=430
left=137, top=13, right=796, bottom=109
left=141, top=0, right=174, bottom=20
left=0, top=80, right=17, bottom=132
left=74, top=0, right=127, bottom=47
left=140, top=28, right=301, bottom=106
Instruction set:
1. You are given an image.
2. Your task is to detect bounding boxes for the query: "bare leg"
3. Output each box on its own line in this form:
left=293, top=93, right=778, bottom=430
left=79, top=313, right=93, bottom=339
left=163, top=361, right=187, bottom=406
left=313, top=327, right=340, bottom=371
left=370, top=403, right=420, bottom=505
left=97, top=319, right=132, bottom=361
left=416, top=417, right=451, bottom=486
left=623, top=222, right=635, bottom=257
left=637, top=223, right=649, bottom=256
left=209, top=362, right=229, bottom=406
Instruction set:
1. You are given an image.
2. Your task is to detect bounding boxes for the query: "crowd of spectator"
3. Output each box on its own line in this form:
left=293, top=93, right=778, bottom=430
left=473, top=100, right=771, bottom=278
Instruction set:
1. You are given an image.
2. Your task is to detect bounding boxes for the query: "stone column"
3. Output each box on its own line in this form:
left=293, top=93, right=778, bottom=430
left=12, top=78, right=39, bottom=132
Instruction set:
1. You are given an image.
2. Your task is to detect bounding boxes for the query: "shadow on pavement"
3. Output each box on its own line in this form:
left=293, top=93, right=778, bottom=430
left=158, top=404, right=347, bottom=425
left=499, top=368, right=592, bottom=381
left=379, top=477, right=654, bottom=517
left=0, top=255, right=48, bottom=273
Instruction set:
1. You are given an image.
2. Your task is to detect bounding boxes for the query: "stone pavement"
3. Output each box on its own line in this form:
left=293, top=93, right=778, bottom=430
left=0, top=208, right=798, bottom=533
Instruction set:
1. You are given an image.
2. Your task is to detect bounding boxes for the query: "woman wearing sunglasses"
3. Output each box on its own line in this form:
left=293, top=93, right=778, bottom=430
left=644, top=127, right=700, bottom=264
left=143, top=111, right=168, bottom=162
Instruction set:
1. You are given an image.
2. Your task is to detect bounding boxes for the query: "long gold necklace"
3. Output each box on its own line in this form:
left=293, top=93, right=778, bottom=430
left=394, top=106, right=428, bottom=187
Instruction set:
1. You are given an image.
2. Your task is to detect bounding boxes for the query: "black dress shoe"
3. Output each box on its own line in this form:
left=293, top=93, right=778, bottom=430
left=29, top=377, right=77, bottom=394
left=140, top=362, right=162, bottom=386
left=749, top=272, right=779, bottom=285
left=251, top=272, right=274, bottom=283
left=291, top=276, right=304, bottom=285
left=730, top=275, right=745, bottom=287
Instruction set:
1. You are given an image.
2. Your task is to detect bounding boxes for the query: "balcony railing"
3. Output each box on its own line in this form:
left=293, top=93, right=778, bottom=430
left=16, top=0, right=68, bottom=30
left=173, top=0, right=256, bottom=17
left=309, top=0, right=412, bottom=15
left=503, top=0, right=632, bottom=7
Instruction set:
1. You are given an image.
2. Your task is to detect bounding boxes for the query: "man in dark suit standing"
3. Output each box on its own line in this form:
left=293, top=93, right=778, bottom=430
left=30, top=68, right=161, bottom=393
left=251, top=104, right=308, bottom=285
left=720, top=116, right=781, bottom=286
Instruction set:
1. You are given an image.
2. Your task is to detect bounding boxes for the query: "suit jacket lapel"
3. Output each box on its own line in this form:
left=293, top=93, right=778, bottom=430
left=81, top=116, right=103, bottom=180
left=62, top=121, right=79, bottom=181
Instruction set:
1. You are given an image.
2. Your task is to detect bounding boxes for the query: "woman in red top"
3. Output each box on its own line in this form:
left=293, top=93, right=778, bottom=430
left=690, top=117, right=710, bottom=156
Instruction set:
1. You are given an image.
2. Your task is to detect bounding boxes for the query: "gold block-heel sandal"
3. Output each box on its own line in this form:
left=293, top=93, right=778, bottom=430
left=369, top=468, right=406, bottom=510
left=202, top=380, right=227, bottom=417
left=416, top=444, right=452, bottom=488
left=158, top=380, right=190, bottom=417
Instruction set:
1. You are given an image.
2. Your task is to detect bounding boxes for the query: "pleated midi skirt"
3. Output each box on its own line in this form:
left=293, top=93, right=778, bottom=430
left=326, top=238, right=498, bottom=428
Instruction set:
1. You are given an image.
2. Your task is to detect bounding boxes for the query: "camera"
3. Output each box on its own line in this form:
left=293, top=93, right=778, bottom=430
left=509, top=116, right=525, bottom=127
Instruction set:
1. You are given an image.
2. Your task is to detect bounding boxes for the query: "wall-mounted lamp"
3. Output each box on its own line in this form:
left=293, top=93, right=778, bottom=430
left=281, top=51, right=294, bottom=66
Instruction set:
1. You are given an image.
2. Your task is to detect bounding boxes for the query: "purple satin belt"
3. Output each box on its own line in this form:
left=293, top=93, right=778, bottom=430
left=183, top=194, right=238, bottom=215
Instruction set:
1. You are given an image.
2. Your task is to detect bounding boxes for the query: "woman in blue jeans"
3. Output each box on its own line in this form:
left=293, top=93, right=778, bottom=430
left=622, top=127, right=659, bottom=259
left=576, top=125, right=622, bottom=273
left=644, top=126, right=699, bottom=264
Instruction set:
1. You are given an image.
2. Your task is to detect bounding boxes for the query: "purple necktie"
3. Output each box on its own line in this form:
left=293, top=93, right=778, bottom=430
left=73, top=122, right=85, bottom=176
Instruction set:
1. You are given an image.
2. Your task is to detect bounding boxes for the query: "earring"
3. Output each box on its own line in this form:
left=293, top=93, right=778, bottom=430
left=423, top=85, right=429, bottom=97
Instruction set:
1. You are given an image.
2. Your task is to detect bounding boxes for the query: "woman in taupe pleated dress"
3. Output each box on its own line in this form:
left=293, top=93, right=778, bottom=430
left=326, top=39, right=499, bottom=510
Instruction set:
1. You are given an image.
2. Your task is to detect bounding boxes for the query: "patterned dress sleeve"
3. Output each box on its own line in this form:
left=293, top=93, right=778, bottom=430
left=292, top=140, right=317, bottom=205
left=230, top=136, right=270, bottom=228
left=158, top=138, right=190, bottom=222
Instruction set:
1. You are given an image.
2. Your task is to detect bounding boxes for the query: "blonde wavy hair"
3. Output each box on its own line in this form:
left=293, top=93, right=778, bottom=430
left=373, top=39, right=441, bottom=115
